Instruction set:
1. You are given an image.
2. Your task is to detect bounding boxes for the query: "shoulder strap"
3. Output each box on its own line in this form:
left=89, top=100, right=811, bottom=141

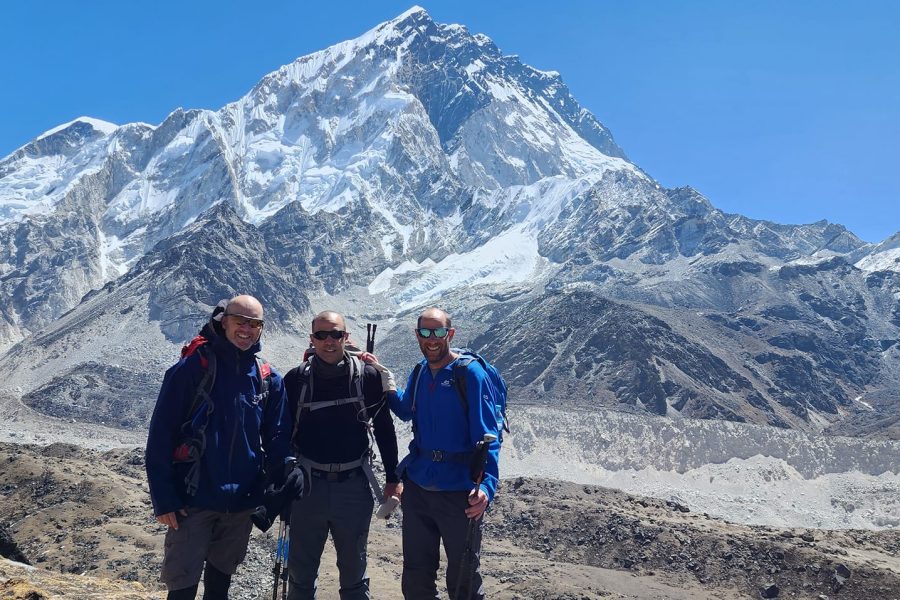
left=453, top=357, right=472, bottom=414
left=349, top=355, right=369, bottom=422
left=184, top=347, right=216, bottom=424
left=293, top=360, right=312, bottom=433
left=409, top=362, right=425, bottom=436
left=293, top=357, right=370, bottom=432
left=254, top=356, right=271, bottom=406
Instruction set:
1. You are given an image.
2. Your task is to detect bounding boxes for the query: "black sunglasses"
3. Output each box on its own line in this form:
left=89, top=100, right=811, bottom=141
left=312, top=330, right=346, bottom=340
left=224, top=313, right=264, bottom=329
left=416, top=327, right=450, bottom=338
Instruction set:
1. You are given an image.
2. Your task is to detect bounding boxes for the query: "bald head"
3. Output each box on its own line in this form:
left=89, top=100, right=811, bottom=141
left=417, top=307, right=451, bottom=329
left=228, top=295, right=263, bottom=318
left=312, top=310, right=346, bottom=332
left=222, top=294, right=264, bottom=351
left=309, top=310, right=348, bottom=364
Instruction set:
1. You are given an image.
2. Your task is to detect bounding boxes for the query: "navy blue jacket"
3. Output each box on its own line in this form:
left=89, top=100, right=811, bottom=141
left=145, top=335, right=291, bottom=516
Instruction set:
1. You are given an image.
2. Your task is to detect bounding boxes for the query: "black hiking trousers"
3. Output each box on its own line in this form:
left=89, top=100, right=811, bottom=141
left=400, top=479, right=485, bottom=600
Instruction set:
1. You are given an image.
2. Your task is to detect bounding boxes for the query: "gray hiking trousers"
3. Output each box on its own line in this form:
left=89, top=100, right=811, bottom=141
left=160, top=507, right=254, bottom=591
left=287, top=469, right=374, bottom=600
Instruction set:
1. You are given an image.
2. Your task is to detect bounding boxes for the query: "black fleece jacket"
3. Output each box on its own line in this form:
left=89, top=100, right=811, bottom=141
left=284, top=355, right=400, bottom=483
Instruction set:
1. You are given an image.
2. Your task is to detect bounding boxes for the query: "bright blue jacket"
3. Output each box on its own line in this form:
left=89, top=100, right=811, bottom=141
left=145, top=335, right=291, bottom=516
left=390, top=356, right=501, bottom=501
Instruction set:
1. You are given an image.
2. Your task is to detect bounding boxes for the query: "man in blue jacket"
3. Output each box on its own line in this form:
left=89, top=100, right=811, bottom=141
left=146, top=295, right=292, bottom=600
left=385, top=307, right=500, bottom=600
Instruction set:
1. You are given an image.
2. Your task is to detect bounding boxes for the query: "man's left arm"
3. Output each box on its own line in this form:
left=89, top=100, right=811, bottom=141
left=466, top=363, right=501, bottom=512
left=261, top=371, right=293, bottom=487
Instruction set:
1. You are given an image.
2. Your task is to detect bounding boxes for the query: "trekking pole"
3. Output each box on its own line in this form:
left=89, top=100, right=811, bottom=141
left=453, top=433, right=497, bottom=600
left=280, top=521, right=290, bottom=599
left=272, top=518, right=285, bottom=600
left=366, top=323, right=377, bottom=353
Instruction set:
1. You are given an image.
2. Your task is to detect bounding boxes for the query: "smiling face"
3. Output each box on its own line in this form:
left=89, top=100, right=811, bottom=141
left=222, top=295, right=264, bottom=352
left=309, top=311, right=348, bottom=365
left=416, top=308, right=456, bottom=369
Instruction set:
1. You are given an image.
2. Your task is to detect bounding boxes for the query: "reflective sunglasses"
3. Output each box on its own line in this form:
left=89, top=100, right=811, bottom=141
left=224, top=313, right=264, bottom=329
left=416, top=327, right=450, bottom=338
left=312, top=330, right=346, bottom=340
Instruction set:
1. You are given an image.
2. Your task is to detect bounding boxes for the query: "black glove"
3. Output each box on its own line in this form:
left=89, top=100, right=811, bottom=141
left=284, top=466, right=307, bottom=499
left=251, top=501, right=277, bottom=532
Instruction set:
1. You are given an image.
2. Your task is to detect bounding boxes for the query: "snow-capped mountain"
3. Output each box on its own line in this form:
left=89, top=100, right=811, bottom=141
left=0, top=7, right=898, bottom=438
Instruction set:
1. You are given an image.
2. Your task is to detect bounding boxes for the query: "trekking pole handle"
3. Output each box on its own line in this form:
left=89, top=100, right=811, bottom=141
left=470, top=433, right=497, bottom=486
left=366, top=323, right=377, bottom=353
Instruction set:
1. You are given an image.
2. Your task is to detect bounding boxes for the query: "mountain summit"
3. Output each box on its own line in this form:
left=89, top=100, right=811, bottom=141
left=0, top=9, right=898, bottom=437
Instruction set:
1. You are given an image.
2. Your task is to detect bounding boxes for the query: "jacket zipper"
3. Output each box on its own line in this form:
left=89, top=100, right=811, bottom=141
left=226, top=349, right=241, bottom=512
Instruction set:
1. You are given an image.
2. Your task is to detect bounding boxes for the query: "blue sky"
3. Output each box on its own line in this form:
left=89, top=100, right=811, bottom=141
left=3, top=1, right=898, bottom=242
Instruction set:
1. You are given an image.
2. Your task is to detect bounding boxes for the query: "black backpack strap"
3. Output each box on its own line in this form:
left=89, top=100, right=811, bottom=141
left=294, top=357, right=368, bottom=417
left=452, top=357, right=472, bottom=415
left=293, top=360, right=312, bottom=434
left=178, top=347, right=217, bottom=497
left=348, top=355, right=369, bottom=422
left=410, top=362, right=424, bottom=436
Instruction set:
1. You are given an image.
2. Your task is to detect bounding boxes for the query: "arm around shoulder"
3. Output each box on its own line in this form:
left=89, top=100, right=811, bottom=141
left=387, top=365, right=421, bottom=421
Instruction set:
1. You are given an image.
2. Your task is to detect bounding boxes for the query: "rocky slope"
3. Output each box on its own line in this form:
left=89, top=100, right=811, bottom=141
left=1, top=442, right=898, bottom=600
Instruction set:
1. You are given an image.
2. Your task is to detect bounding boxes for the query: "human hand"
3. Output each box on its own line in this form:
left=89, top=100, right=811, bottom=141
left=383, top=481, right=403, bottom=502
left=284, top=466, right=306, bottom=498
left=464, top=489, right=488, bottom=520
left=374, top=363, right=397, bottom=392
left=156, top=508, right=187, bottom=530
left=354, top=352, right=397, bottom=391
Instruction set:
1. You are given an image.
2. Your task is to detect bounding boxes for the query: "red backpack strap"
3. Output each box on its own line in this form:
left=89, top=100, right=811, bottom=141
left=182, top=335, right=210, bottom=369
left=252, top=357, right=272, bottom=408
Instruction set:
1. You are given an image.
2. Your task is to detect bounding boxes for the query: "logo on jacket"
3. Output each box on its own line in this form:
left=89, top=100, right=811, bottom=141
left=440, top=379, right=452, bottom=387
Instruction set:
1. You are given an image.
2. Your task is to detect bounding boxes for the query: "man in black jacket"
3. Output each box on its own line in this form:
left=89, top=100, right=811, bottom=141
left=283, top=310, right=401, bottom=600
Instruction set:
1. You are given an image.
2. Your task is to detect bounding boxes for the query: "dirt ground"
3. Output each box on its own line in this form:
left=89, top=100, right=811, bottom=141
left=1, top=442, right=898, bottom=599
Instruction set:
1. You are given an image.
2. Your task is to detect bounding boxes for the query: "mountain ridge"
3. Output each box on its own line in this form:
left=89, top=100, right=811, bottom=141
left=0, top=8, right=898, bottom=438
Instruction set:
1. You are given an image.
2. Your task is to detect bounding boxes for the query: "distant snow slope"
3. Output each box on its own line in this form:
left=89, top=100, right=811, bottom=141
left=3, top=394, right=895, bottom=531
left=500, top=406, right=900, bottom=530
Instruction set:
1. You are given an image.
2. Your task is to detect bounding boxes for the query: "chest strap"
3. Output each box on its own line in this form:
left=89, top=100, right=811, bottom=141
left=300, top=394, right=366, bottom=413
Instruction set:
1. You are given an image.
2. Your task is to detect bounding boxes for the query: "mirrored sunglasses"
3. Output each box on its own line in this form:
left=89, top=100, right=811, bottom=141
left=224, top=313, right=264, bottom=329
left=312, top=330, right=346, bottom=340
left=417, top=327, right=449, bottom=338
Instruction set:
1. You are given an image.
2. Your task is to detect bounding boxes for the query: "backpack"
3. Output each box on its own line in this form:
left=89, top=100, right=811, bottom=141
left=176, top=334, right=272, bottom=433
left=409, top=348, right=509, bottom=442
left=291, top=353, right=390, bottom=501
left=292, top=354, right=369, bottom=432
left=171, top=304, right=272, bottom=495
